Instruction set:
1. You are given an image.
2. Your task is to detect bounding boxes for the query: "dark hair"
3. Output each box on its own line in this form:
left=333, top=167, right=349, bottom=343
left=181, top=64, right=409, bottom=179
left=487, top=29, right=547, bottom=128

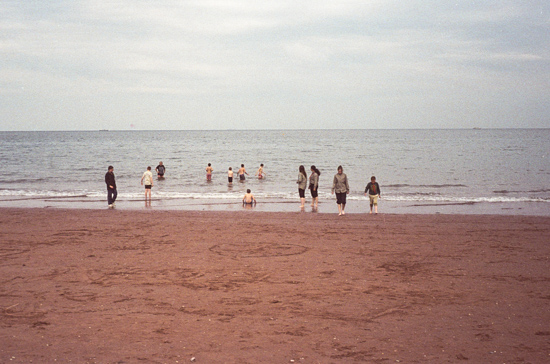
left=371, top=176, right=376, bottom=181
left=260, top=164, right=264, bottom=167
left=299, top=165, right=307, bottom=179
left=310, top=165, right=321, bottom=176
left=147, top=166, right=151, bottom=170
left=247, top=189, right=251, bottom=193
left=337, top=165, right=343, bottom=172
left=208, top=163, right=211, bottom=166
left=241, top=164, right=244, bottom=167
left=108, top=166, right=113, bottom=170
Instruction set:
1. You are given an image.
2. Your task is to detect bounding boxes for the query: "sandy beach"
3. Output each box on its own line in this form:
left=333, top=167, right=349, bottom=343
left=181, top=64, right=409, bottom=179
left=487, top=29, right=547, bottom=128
left=1, top=208, right=549, bottom=363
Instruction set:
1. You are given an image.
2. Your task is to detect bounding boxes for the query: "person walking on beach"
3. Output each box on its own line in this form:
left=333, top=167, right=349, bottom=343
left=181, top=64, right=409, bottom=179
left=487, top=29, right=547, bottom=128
left=206, top=163, right=213, bottom=181
left=156, top=161, right=165, bottom=179
left=141, top=166, right=154, bottom=200
left=332, top=165, right=349, bottom=216
left=228, top=167, right=234, bottom=184
left=309, top=165, right=321, bottom=208
left=238, top=164, right=248, bottom=182
left=364, top=176, right=381, bottom=214
left=105, top=165, right=117, bottom=208
left=297, top=165, right=308, bottom=208
left=256, top=164, right=266, bottom=179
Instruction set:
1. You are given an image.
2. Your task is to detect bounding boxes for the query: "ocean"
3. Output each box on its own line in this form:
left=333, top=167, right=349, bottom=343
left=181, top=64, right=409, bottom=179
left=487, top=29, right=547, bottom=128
left=0, top=129, right=548, bottom=215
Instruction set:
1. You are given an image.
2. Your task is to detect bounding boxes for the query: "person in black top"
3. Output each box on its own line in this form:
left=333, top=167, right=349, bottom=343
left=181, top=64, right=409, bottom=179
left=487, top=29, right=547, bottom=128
left=364, top=176, right=381, bottom=214
left=105, top=165, right=117, bottom=207
left=156, top=161, right=166, bottom=179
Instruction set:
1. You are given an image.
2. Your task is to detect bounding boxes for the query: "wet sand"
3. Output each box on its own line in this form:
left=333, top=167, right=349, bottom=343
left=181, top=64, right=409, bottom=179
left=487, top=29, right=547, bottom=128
left=1, top=208, right=549, bottom=363
left=1, top=195, right=549, bottom=216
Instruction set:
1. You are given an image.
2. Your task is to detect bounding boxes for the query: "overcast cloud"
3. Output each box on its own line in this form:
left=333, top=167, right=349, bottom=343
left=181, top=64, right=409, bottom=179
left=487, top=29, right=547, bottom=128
left=1, top=0, right=548, bottom=130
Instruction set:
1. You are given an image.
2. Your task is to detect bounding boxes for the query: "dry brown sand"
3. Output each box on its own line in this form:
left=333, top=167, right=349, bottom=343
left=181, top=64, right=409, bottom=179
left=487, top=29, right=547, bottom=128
left=1, top=208, right=549, bottom=363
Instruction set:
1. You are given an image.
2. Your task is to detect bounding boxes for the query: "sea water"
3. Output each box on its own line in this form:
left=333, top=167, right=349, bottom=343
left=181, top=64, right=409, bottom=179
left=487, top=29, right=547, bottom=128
left=0, top=129, right=548, bottom=215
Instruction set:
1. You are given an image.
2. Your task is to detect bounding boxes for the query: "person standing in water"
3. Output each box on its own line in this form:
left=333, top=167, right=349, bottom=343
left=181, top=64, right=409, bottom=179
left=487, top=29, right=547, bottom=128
left=331, top=165, right=349, bottom=216
left=141, top=166, right=154, bottom=200
left=228, top=167, right=234, bottom=184
left=105, top=165, right=117, bottom=208
left=309, top=165, right=321, bottom=208
left=364, top=176, right=381, bottom=214
left=238, top=164, right=248, bottom=181
left=297, top=165, right=308, bottom=208
left=256, top=164, right=266, bottom=179
left=206, top=163, right=213, bottom=181
left=156, top=161, right=166, bottom=179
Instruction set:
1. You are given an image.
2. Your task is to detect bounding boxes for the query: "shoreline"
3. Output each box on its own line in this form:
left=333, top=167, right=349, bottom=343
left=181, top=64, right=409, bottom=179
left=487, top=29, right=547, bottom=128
left=1, top=208, right=549, bottom=362
left=1, top=196, right=548, bottom=216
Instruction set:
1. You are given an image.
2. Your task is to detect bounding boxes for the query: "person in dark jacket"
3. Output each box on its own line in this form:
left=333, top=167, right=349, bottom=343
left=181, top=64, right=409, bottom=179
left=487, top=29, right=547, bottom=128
left=364, top=176, right=381, bottom=214
left=105, top=165, right=117, bottom=207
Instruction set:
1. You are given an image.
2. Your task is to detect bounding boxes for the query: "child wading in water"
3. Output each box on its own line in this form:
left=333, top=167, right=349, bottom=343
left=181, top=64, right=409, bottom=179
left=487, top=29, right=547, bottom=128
left=256, top=164, right=266, bottom=179
left=243, top=189, right=256, bottom=205
left=228, top=167, right=234, bottom=184
left=238, top=164, right=248, bottom=181
left=206, top=163, right=213, bottom=181
left=364, top=176, right=381, bottom=214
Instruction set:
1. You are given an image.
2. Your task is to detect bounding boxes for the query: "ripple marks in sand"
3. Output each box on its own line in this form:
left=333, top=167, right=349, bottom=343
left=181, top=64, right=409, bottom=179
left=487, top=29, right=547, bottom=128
left=86, top=267, right=270, bottom=291
left=210, top=242, right=309, bottom=258
left=0, top=247, right=30, bottom=258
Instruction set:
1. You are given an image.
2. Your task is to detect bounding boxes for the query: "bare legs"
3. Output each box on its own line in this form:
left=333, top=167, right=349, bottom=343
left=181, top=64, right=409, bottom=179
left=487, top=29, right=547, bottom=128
left=338, top=203, right=346, bottom=216
left=369, top=203, right=378, bottom=214
left=311, top=197, right=318, bottom=208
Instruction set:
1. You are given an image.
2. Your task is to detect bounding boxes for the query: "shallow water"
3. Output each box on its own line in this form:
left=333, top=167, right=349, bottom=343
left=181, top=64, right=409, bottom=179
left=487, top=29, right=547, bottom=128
left=1, top=129, right=548, bottom=215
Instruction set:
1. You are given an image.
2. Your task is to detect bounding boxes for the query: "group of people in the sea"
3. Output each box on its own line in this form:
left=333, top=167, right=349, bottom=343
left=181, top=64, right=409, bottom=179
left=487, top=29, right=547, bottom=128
left=213, top=163, right=265, bottom=183
left=104, top=162, right=381, bottom=214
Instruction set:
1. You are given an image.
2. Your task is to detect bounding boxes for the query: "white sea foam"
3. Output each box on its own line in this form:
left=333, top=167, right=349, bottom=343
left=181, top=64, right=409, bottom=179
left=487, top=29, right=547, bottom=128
left=2, top=189, right=548, bottom=204
left=0, top=189, right=89, bottom=198
left=380, top=195, right=549, bottom=203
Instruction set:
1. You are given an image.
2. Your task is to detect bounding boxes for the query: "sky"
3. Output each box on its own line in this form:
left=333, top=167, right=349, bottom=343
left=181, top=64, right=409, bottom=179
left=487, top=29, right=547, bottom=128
left=1, top=1, right=549, bottom=131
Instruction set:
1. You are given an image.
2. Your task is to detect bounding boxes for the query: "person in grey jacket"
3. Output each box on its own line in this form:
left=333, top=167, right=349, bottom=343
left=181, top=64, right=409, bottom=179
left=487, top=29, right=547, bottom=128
left=297, top=165, right=308, bottom=208
left=309, top=165, right=321, bottom=208
left=331, top=165, right=349, bottom=215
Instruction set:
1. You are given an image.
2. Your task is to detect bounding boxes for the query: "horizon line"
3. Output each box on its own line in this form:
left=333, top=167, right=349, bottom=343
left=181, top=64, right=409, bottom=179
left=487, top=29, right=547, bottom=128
left=1, top=127, right=549, bottom=132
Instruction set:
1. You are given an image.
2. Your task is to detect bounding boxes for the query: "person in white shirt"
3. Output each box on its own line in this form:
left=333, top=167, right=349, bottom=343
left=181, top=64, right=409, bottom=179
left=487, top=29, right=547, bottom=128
left=141, top=166, right=154, bottom=200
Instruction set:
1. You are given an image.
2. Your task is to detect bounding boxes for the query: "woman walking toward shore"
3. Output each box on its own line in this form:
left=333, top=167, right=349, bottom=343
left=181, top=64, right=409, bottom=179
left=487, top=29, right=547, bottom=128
left=309, top=165, right=320, bottom=208
left=332, top=165, right=349, bottom=215
left=297, top=165, right=308, bottom=208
